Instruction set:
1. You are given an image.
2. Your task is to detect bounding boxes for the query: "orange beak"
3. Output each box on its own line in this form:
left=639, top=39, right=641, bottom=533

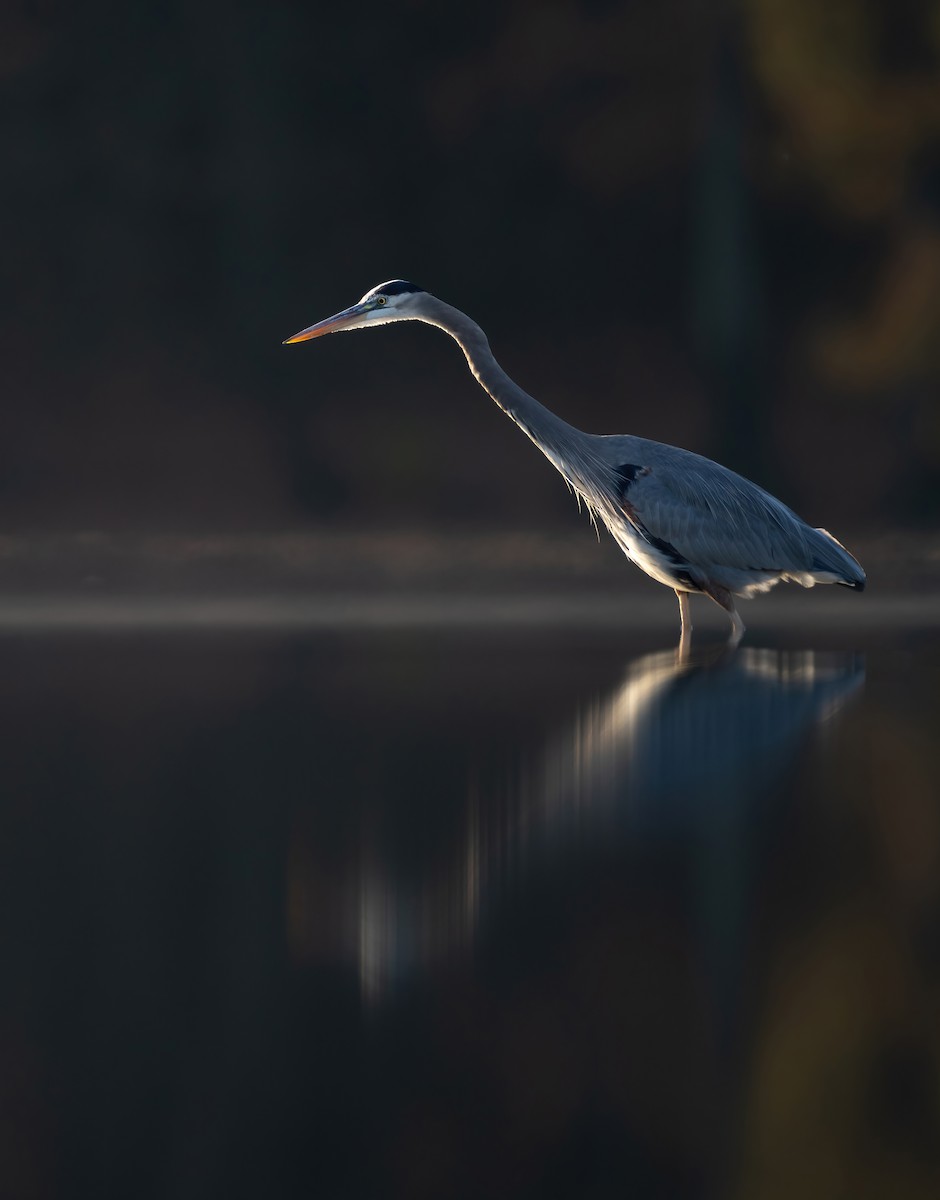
left=282, top=303, right=369, bottom=344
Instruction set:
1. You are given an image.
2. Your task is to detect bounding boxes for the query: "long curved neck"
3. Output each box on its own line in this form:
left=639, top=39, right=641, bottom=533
left=418, top=297, right=588, bottom=466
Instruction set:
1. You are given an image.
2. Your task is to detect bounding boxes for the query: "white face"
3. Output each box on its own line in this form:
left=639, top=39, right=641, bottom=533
left=283, top=281, right=425, bottom=344
left=356, top=282, right=424, bottom=322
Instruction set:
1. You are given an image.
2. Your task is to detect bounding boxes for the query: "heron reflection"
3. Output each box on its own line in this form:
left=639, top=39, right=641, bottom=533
left=517, top=647, right=865, bottom=843
left=289, top=648, right=864, bottom=1002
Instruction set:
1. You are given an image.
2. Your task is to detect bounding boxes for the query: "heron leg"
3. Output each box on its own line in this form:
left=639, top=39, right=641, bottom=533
left=699, top=581, right=745, bottom=648
left=676, top=589, right=692, bottom=657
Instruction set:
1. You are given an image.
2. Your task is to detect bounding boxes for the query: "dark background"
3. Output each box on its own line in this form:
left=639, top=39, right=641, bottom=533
left=5, top=0, right=940, bottom=538
left=3, top=8, right=940, bottom=1199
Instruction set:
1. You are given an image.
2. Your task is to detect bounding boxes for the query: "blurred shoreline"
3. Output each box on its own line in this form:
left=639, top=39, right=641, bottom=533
left=0, top=528, right=935, bottom=630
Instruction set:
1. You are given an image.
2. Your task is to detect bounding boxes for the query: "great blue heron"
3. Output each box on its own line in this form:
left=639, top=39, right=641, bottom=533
left=284, top=281, right=865, bottom=649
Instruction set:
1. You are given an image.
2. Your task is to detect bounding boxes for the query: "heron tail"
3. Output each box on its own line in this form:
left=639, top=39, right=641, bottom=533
left=811, top=528, right=866, bottom=591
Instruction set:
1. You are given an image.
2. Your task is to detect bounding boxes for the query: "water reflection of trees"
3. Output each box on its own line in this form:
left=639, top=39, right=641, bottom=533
left=286, top=645, right=940, bottom=1197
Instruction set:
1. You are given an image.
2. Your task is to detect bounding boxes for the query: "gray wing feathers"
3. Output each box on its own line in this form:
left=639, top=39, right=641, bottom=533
left=599, top=438, right=828, bottom=575
left=635, top=463, right=813, bottom=571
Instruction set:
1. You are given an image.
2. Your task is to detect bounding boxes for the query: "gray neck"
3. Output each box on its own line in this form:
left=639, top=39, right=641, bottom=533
left=418, top=297, right=590, bottom=471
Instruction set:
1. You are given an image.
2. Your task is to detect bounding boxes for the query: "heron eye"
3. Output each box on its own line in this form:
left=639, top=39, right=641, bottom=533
left=375, top=296, right=387, bottom=306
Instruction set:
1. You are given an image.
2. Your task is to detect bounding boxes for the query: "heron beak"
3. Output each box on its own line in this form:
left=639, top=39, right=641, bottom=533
left=282, top=303, right=369, bottom=344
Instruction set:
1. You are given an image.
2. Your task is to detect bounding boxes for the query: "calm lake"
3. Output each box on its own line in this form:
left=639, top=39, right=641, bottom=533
left=2, top=613, right=938, bottom=1199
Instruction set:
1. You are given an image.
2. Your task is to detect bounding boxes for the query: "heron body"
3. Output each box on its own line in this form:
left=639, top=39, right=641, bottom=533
left=285, top=281, right=865, bottom=649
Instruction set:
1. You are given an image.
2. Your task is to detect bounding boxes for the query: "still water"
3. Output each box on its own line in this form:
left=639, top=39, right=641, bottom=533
left=1, top=621, right=938, bottom=1199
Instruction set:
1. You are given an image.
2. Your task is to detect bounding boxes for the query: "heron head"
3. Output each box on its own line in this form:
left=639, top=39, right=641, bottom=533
left=283, top=280, right=427, bottom=344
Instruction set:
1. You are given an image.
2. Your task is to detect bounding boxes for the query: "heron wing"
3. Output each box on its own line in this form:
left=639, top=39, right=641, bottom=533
left=605, top=441, right=815, bottom=573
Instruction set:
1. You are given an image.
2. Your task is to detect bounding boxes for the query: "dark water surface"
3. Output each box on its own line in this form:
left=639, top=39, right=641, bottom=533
left=2, top=621, right=939, bottom=1199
